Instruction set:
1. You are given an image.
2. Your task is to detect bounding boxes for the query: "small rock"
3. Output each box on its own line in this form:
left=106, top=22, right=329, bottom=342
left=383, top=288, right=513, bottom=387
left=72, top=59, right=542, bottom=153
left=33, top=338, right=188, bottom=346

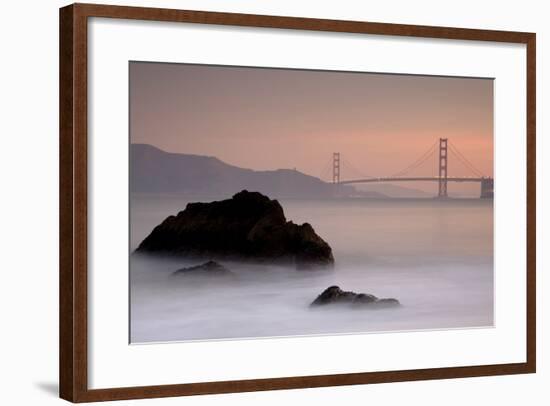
left=310, top=286, right=400, bottom=308
left=368, top=298, right=400, bottom=309
left=173, top=260, right=232, bottom=277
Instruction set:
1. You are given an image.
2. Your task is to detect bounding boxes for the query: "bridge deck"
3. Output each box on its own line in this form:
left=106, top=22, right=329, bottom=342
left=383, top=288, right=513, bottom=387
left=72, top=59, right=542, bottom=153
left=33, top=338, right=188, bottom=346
left=338, top=176, right=490, bottom=185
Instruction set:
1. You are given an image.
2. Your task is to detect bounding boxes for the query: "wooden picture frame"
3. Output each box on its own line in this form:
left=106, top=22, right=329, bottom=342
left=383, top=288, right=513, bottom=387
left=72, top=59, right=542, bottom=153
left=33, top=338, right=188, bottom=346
left=59, top=3, right=536, bottom=402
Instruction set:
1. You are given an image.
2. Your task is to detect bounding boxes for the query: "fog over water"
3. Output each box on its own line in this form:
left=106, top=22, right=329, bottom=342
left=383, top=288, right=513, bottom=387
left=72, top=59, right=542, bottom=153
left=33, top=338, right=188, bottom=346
left=130, top=195, right=493, bottom=343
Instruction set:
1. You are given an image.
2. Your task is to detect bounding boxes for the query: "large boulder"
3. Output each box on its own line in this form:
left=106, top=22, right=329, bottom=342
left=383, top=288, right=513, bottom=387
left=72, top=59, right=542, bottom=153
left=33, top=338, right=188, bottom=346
left=311, top=286, right=400, bottom=308
left=136, top=190, right=334, bottom=269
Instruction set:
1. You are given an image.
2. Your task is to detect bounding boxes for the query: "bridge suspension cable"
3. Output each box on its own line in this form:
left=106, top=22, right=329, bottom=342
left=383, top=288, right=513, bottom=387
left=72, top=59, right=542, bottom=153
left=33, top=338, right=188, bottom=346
left=328, top=138, right=487, bottom=184
left=448, top=141, right=484, bottom=177
left=390, top=140, right=438, bottom=177
left=341, top=158, right=375, bottom=179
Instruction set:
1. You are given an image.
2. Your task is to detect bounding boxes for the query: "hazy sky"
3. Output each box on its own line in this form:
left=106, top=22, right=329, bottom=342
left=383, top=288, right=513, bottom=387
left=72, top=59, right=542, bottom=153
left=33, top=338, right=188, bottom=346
left=130, top=62, right=493, bottom=192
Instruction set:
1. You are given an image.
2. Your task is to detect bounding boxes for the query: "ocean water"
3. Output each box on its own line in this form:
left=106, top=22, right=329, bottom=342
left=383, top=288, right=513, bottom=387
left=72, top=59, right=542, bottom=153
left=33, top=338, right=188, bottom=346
left=130, top=196, right=494, bottom=343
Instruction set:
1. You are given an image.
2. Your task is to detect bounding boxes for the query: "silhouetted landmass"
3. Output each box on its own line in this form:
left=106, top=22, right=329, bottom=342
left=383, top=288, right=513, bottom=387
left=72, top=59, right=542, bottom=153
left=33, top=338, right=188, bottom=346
left=136, top=190, right=334, bottom=270
left=130, top=144, right=383, bottom=199
left=310, top=286, right=400, bottom=308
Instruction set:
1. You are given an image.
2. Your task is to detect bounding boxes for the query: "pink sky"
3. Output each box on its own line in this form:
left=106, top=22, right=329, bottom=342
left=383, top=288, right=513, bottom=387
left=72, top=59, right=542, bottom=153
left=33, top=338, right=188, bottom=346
left=130, top=62, right=493, bottom=194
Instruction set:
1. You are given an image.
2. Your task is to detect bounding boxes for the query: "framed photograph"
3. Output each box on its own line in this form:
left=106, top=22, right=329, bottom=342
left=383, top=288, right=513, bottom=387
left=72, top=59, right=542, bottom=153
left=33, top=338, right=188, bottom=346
left=59, top=3, right=536, bottom=402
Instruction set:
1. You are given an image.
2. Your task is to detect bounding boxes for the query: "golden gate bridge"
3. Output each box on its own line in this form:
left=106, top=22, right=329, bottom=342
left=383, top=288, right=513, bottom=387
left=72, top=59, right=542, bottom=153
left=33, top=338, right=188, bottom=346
left=323, top=138, right=493, bottom=198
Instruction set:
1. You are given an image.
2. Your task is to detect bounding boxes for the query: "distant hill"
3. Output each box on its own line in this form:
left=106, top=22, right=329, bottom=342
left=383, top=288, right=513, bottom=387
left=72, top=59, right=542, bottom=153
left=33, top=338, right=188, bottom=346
left=130, top=144, right=385, bottom=199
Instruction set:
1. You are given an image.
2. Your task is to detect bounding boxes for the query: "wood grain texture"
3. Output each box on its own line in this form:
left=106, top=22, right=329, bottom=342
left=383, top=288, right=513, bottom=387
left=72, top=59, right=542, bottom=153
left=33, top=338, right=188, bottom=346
left=59, top=2, right=536, bottom=402
left=525, top=34, right=536, bottom=372
left=59, top=4, right=74, bottom=401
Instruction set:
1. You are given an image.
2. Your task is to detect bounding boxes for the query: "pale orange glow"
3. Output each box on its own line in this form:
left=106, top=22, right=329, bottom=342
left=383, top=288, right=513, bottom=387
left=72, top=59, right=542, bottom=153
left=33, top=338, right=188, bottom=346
left=130, top=62, right=493, bottom=194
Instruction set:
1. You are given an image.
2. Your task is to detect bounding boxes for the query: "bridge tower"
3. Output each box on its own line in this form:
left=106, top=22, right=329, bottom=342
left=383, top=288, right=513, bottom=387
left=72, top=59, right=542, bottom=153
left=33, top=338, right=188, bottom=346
left=438, top=138, right=448, bottom=198
left=480, top=177, right=494, bottom=198
left=332, top=152, right=341, bottom=184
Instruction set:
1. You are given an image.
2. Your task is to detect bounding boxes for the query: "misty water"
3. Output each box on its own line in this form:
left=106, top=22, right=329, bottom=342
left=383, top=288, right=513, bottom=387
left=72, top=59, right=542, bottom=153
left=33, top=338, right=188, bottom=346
left=130, top=195, right=493, bottom=343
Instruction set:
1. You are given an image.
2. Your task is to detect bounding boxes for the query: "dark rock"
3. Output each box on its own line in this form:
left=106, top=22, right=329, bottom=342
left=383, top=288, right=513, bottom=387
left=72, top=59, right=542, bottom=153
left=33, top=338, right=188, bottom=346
left=353, top=292, right=378, bottom=304
left=173, top=260, right=232, bottom=277
left=311, top=286, right=400, bottom=308
left=310, top=286, right=355, bottom=305
left=370, top=298, right=401, bottom=308
left=136, top=190, right=334, bottom=269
